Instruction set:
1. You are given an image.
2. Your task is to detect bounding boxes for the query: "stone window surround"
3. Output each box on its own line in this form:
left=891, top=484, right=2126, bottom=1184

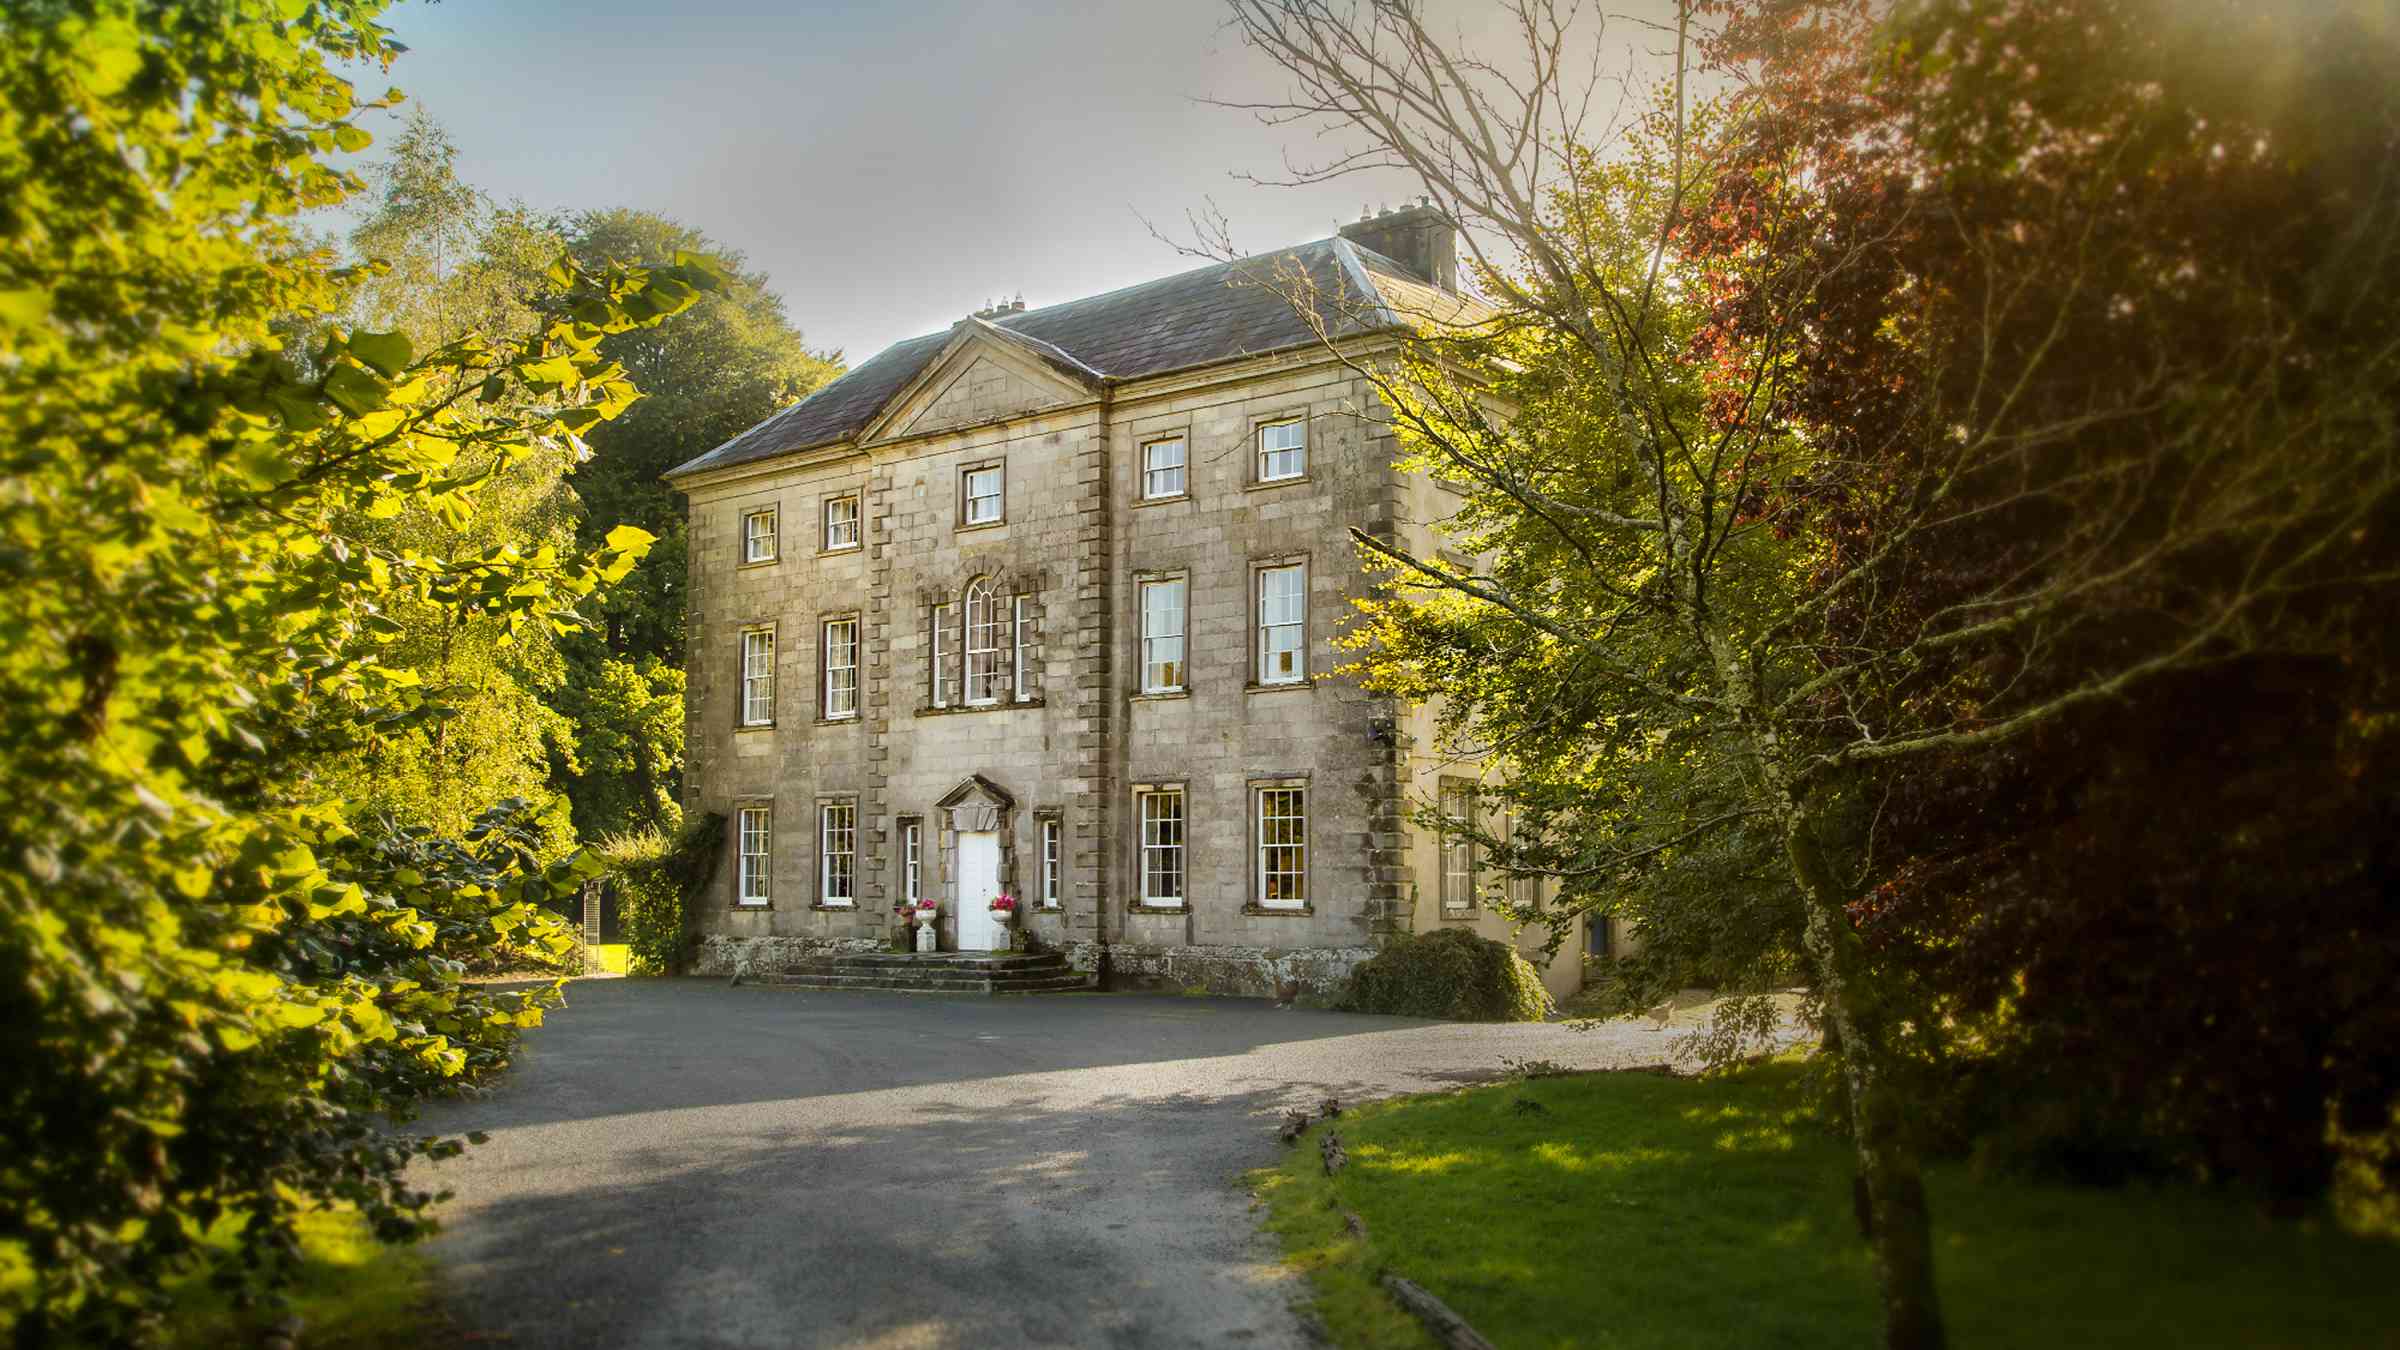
left=957, top=459, right=1006, bottom=530
left=817, top=612, right=861, bottom=723
left=962, top=577, right=1006, bottom=706
left=927, top=599, right=953, bottom=708
left=897, top=813, right=924, bottom=906
left=820, top=490, right=863, bottom=554
left=739, top=502, right=780, bottom=566
left=1012, top=594, right=1036, bottom=702
left=737, top=622, right=777, bottom=728
left=1438, top=775, right=1480, bottom=917
left=1129, top=779, right=1188, bottom=913
left=1137, top=431, right=1190, bottom=504
left=1249, top=409, right=1311, bottom=487
left=918, top=573, right=1045, bottom=716
left=1033, top=807, right=1063, bottom=910
left=1248, top=554, right=1313, bottom=691
left=1500, top=807, right=1542, bottom=911
left=1247, top=775, right=1313, bottom=915
left=813, top=793, right=859, bottom=911
left=1134, top=567, right=1189, bottom=696
left=731, top=797, right=773, bottom=909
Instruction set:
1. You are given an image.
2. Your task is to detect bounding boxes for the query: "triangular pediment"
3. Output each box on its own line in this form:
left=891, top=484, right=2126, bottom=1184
left=936, top=773, right=1016, bottom=812
left=861, top=321, right=1100, bottom=444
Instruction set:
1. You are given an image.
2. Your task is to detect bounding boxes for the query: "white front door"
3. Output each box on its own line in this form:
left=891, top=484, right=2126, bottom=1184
left=956, top=830, right=1002, bottom=951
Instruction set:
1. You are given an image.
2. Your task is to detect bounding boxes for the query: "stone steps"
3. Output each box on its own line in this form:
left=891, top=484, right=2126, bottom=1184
left=768, top=972, right=1094, bottom=995
left=761, top=950, right=1093, bottom=996
left=807, top=953, right=1062, bottom=973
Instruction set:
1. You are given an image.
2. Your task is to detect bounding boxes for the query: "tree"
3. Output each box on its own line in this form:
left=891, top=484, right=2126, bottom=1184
left=306, top=109, right=587, bottom=844
left=549, top=210, right=840, bottom=838
left=1700, top=0, right=2400, bottom=1206
left=0, top=1, right=719, bottom=1338
left=563, top=209, right=840, bottom=668
left=1222, top=1, right=2400, bottom=1345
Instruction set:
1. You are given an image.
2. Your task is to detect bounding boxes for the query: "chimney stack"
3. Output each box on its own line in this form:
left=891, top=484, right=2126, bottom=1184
left=1337, top=198, right=1457, bottom=293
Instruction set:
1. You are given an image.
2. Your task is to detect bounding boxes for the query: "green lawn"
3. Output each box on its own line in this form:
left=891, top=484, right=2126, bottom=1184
left=1252, top=1064, right=2400, bottom=1350
left=2, top=1208, right=436, bottom=1348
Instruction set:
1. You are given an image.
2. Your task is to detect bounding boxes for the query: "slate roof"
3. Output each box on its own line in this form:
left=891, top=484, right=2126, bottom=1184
left=666, top=235, right=1458, bottom=480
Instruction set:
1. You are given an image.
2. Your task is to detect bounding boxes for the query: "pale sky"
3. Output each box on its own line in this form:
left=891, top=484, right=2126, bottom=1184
left=369, top=0, right=1665, bottom=365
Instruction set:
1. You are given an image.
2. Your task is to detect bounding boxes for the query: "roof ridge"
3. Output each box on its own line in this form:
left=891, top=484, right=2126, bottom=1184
left=994, top=236, right=1342, bottom=329
left=665, top=233, right=1394, bottom=482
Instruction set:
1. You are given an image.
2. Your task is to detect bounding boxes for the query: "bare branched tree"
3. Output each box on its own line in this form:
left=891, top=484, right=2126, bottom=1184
left=1213, top=2, right=2400, bottom=1347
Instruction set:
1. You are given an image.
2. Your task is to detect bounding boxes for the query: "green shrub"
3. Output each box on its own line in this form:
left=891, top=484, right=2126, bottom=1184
left=1341, top=928, right=1555, bottom=1022
left=592, top=815, right=725, bottom=976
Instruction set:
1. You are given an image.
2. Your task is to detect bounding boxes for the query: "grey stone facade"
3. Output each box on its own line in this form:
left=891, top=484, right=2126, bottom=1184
left=667, top=215, right=1588, bottom=1001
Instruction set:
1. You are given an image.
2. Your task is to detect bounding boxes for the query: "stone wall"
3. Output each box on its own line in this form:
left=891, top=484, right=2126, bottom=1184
left=694, top=932, right=891, bottom=979
left=1063, top=940, right=1376, bottom=1006
left=676, top=329, right=1474, bottom=996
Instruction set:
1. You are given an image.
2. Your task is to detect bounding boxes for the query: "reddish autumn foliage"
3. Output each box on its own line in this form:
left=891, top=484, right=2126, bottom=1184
left=1686, top=0, right=2400, bottom=1198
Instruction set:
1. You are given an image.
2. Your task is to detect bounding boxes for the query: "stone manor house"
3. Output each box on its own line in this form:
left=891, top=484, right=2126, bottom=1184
left=665, top=206, right=1597, bottom=1001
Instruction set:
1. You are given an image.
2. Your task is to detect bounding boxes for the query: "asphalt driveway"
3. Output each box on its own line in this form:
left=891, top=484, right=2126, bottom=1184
left=416, top=979, right=1696, bottom=1349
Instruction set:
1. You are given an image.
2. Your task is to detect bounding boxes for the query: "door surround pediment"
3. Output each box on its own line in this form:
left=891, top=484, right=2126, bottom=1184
left=937, top=773, right=1014, bottom=834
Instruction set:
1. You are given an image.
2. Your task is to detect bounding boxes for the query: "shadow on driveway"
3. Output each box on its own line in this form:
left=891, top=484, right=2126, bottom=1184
left=414, top=978, right=1685, bottom=1349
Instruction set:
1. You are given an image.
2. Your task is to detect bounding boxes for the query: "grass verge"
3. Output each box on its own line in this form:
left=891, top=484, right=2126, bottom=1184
left=1251, top=1063, right=2400, bottom=1350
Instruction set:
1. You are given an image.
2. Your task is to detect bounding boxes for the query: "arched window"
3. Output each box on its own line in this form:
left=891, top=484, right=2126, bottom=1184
left=964, top=578, right=1003, bottom=705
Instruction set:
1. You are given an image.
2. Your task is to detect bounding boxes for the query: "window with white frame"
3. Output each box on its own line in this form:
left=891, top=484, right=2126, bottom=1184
left=964, top=579, right=1003, bottom=704
left=1504, top=809, right=1540, bottom=909
left=1439, top=779, right=1478, bottom=912
left=902, top=818, right=922, bottom=903
left=823, top=493, right=860, bottom=550
left=930, top=602, right=953, bottom=707
left=1013, top=594, right=1035, bottom=701
left=1040, top=816, right=1061, bottom=908
left=1140, top=577, right=1186, bottom=693
left=819, top=800, right=855, bottom=906
left=742, top=508, right=778, bottom=563
left=1257, top=418, right=1306, bottom=481
left=740, top=627, right=775, bottom=725
left=822, top=617, right=858, bottom=719
left=737, top=806, right=771, bottom=905
left=1136, top=787, right=1185, bottom=907
left=1256, top=786, right=1306, bottom=908
left=1256, top=563, right=1306, bottom=684
left=1141, top=436, right=1186, bottom=499
left=962, top=465, right=1003, bottom=525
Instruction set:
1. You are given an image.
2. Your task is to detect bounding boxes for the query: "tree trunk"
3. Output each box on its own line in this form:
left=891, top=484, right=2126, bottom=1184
left=1817, top=1016, right=1876, bottom=1240
left=1786, top=813, right=1947, bottom=1350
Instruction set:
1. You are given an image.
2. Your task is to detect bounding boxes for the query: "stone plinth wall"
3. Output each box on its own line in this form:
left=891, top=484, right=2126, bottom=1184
left=1065, top=941, right=1375, bottom=1006
left=697, top=933, right=890, bottom=979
